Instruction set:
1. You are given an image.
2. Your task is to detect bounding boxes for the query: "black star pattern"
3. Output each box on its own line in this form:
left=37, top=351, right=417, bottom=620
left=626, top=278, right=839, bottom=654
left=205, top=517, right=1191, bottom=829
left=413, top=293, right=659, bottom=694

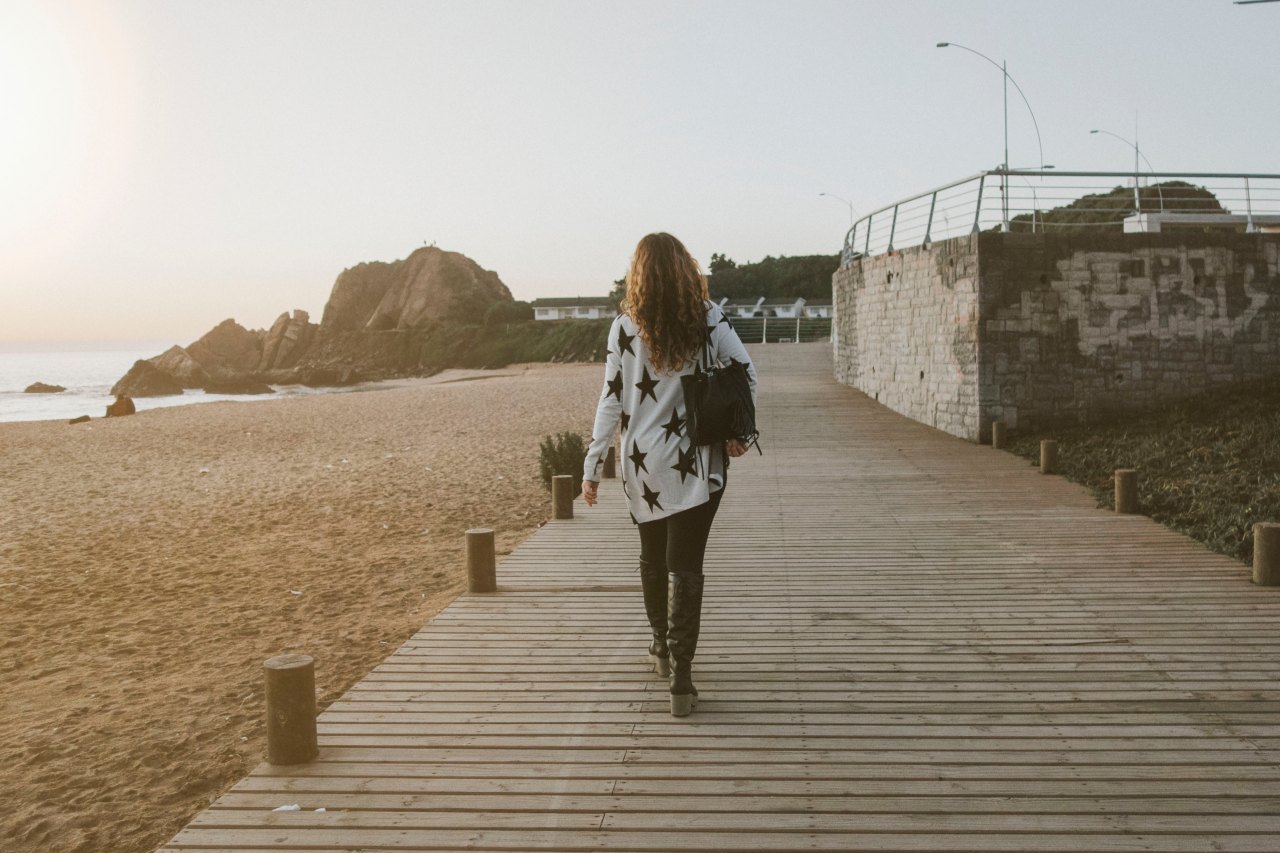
left=706, top=324, right=716, bottom=345
left=671, top=444, right=697, bottom=482
left=718, top=313, right=734, bottom=329
left=605, top=370, right=623, bottom=401
left=660, top=407, right=685, bottom=442
left=628, top=441, right=649, bottom=475
left=617, top=326, right=636, bottom=357
left=635, top=367, right=659, bottom=404
left=620, top=409, right=630, bottom=432
left=641, top=481, right=663, bottom=512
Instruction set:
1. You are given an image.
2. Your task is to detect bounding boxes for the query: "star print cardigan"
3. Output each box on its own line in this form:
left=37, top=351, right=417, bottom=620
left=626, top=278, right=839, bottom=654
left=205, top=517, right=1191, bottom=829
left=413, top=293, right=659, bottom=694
left=583, top=301, right=758, bottom=524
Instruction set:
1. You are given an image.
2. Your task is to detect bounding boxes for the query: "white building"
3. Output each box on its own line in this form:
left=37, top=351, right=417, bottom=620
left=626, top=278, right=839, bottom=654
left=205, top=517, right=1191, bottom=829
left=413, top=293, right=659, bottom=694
left=714, top=295, right=833, bottom=319
left=531, top=296, right=617, bottom=321
left=716, top=296, right=766, bottom=318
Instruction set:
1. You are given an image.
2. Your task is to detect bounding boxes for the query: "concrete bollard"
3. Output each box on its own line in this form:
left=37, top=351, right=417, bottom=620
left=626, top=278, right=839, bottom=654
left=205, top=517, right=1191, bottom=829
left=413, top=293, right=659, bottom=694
left=991, top=422, right=1007, bottom=450
left=1115, top=469, right=1138, bottom=514
left=466, top=527, right=496, bottom=593
left=1254, top=523, right=1280, bottom=586
left=1040, top=440, right=1058, bottom=474
left=602, top=446, right=616, bottom=479
left=264, top=653, right=318, bottom=765
left=552, top=474, right=575, bottom=520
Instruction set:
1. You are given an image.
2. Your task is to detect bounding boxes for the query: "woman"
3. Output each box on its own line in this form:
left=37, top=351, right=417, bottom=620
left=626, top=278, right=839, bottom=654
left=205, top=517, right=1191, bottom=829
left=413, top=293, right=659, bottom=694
left=581, top=232, right=757, bottom=717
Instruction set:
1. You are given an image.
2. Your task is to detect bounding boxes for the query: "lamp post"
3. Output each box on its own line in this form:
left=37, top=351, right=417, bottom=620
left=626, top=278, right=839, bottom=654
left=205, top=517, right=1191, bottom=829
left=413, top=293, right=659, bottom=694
left=1090, top=128, right=1163, bottom=212
left=937, top=42, right=1044, bottom=231
left=1007, top=166, right=1054, bottom=233
left=819, top=192, right=855, bottom=227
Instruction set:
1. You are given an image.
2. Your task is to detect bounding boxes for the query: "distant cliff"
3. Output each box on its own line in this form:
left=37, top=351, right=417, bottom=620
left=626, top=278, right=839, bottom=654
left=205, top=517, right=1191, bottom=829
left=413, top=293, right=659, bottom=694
left=111, top=246, right=603, bottom=396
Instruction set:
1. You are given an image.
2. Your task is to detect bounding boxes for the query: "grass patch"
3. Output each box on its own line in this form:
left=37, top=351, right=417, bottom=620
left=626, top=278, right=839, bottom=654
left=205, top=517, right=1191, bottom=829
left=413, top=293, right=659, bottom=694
left=1005, top=374, right=1280, bottom=564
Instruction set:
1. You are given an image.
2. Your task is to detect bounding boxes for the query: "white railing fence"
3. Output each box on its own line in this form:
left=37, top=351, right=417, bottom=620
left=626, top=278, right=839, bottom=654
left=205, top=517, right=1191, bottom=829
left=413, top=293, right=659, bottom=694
left=842, top=170, right=1280, bottom=263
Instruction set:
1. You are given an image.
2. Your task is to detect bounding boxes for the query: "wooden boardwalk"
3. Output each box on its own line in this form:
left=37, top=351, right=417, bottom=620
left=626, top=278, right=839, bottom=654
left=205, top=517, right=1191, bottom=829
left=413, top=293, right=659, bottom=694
left=163, top=343, right=1280, bottom=852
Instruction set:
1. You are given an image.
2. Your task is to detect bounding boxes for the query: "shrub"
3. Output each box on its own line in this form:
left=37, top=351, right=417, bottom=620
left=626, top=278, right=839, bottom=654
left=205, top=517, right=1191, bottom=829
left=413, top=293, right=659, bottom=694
left=484, top=300, right=535, bottom=326
left=539, top=432, right=586, bottom=494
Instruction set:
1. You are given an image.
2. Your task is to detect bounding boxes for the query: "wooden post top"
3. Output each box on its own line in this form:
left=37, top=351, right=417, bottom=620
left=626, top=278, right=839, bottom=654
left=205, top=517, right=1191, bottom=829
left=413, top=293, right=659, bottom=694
left=466, top=527, right=495, bottom=536
left=264, top=653, right=313, bottom=671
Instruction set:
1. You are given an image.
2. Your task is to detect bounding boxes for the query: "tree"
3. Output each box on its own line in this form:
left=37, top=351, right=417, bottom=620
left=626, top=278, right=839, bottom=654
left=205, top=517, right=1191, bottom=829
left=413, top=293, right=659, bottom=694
left=708, top=253, right=737, bottom=274
left=705, top=254, right=840, bottom=302
left=608, top=276, right=627, bottom=310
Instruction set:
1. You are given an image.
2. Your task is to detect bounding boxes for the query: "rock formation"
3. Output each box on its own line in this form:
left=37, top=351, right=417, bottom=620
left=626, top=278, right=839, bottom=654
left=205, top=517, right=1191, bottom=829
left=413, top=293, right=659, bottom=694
left=258, top=310, right=316, bottom=372
left=111, top=246, right=517, bottom=393
left=148, top=346, right=210, bottom=388
left=186, top=319, right=264, bottom=379
left=320, top=247, right=512, bottom=332
left=24, top=382, right=66, bottom=393
left=111, top=361, right=184, bottom=397
left=106, top=395, right=137, bottom=417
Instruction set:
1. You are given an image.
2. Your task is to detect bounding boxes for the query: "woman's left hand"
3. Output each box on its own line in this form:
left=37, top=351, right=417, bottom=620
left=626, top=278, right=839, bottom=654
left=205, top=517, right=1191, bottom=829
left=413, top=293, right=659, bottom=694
left=726, top=439, right=749, bottom=457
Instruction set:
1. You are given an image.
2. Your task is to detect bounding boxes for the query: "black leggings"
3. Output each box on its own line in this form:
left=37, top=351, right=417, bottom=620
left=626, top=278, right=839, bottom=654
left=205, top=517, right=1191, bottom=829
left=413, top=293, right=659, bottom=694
left=637, top=489, right=725, bottom=577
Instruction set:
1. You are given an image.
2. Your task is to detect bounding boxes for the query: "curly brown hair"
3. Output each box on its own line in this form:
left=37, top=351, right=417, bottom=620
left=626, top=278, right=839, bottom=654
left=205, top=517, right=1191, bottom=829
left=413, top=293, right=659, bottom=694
left=621, top=232, right=709, bottom=373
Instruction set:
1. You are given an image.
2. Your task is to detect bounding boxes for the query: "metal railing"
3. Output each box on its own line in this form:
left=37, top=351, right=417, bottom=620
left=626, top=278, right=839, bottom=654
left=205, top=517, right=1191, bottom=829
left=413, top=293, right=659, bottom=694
left=729, top=317, right=831, bottom=344
left=842, top=170, right=1280, bottom=262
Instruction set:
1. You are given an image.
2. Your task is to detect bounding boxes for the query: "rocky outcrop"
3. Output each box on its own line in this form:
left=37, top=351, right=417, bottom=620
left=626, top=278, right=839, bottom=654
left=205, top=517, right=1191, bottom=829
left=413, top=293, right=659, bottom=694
left=258, top=310, right=316, bottom=371
left=186, top=319, right=263, bottom=379
left=203, top=379, right=275, bottom=395
left=24, top=382, right=65, bottom=393
left=111, top=246, right=521, bottom=394
left=148, top=346, right=210, bottom=388
left=111, top=361, right=184, bottom=397
left=106, top=396, right=136, bottom=417
left=320, top=247, right=512, bottom=333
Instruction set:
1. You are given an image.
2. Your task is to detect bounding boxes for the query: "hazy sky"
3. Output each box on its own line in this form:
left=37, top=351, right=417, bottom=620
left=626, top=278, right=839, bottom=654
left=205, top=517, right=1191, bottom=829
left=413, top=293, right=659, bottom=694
left=1, top=0, right=1277, bottom=345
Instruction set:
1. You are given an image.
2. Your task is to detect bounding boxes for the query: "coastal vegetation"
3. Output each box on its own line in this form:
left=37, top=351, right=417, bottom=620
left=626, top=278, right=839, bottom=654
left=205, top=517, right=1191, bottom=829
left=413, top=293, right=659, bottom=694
left=1007, top=180, right=1225, bottom=231
left=538, top=431, right=587, bottom=493
left=1005, top=373, right=1280, bottom=563
left=396, top=317, right=611, bottom=373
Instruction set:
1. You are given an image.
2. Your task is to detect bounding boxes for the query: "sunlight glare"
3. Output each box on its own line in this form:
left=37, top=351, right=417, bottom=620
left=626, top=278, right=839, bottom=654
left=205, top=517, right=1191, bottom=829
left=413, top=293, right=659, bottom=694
left=0, top=3, right=86, bottom=242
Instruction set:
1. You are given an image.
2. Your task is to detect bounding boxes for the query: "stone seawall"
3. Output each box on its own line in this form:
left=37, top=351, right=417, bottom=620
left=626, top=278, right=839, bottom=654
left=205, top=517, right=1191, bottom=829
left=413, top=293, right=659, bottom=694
left=833, top=230, right=1280, bottom=441
left=833, top=235, right=981, bottom=438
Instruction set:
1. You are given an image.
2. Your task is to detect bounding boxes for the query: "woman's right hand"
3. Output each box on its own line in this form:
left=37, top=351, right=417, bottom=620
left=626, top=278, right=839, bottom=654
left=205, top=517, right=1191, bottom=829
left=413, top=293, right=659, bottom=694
left=726, top=439, right=748, bottom=458
left=581, top=480, right=599, bottom=506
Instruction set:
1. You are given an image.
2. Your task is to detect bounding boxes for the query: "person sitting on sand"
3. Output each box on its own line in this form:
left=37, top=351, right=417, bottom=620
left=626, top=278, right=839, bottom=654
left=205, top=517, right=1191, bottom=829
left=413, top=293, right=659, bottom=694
left=106, top=394, right=136, bottom=417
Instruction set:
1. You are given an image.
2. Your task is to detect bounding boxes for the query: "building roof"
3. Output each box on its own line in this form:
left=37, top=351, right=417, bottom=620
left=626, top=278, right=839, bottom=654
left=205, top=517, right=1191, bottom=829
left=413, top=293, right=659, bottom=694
left=762, top=297, right=806, bottom=306
left=530, top=296, right=616, bottom=308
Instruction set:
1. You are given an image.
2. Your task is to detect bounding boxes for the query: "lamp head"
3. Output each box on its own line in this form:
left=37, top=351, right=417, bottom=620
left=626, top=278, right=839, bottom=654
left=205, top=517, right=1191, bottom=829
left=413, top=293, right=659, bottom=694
left=1089, top=129, right=1100, bottom=134
left=936, top=42, right=950, bottom=47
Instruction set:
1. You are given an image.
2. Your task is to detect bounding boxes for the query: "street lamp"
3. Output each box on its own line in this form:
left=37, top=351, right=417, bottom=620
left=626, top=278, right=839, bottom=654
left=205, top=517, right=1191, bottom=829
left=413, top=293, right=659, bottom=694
left=1090, top=129, right=1164, bottom=212
left=1006, top=166, right=1054, bottom=233
left=937, top=41, right=1045, bottom=230
left=819, top=192, right=855, bottom=227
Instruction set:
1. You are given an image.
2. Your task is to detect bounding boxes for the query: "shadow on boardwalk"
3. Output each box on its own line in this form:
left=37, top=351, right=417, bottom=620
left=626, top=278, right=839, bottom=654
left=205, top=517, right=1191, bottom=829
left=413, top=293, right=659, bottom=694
left=164, top=343, right=1280, bottom=852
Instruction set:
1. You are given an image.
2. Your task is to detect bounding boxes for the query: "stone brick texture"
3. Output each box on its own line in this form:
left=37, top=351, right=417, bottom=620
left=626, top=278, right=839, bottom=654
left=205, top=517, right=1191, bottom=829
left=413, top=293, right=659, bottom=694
left=834, top=230, right=1280, bottom=441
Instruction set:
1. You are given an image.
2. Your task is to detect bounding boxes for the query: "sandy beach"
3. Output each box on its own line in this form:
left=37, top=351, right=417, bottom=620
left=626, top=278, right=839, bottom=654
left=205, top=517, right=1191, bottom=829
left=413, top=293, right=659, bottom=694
left=0, top=362, right=604, bottom=853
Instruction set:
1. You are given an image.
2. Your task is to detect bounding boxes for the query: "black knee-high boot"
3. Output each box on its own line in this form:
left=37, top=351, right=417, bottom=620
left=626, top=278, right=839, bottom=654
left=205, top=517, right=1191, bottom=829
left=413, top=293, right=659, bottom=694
left=639, top=559, right=670, bottom=676
left=666, top=571, right=705, bottom=717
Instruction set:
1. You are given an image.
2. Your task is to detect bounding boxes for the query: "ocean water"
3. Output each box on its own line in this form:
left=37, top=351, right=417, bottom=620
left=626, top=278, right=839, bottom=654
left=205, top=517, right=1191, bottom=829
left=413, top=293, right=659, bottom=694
left=0, top=347, right=335, bottom=424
